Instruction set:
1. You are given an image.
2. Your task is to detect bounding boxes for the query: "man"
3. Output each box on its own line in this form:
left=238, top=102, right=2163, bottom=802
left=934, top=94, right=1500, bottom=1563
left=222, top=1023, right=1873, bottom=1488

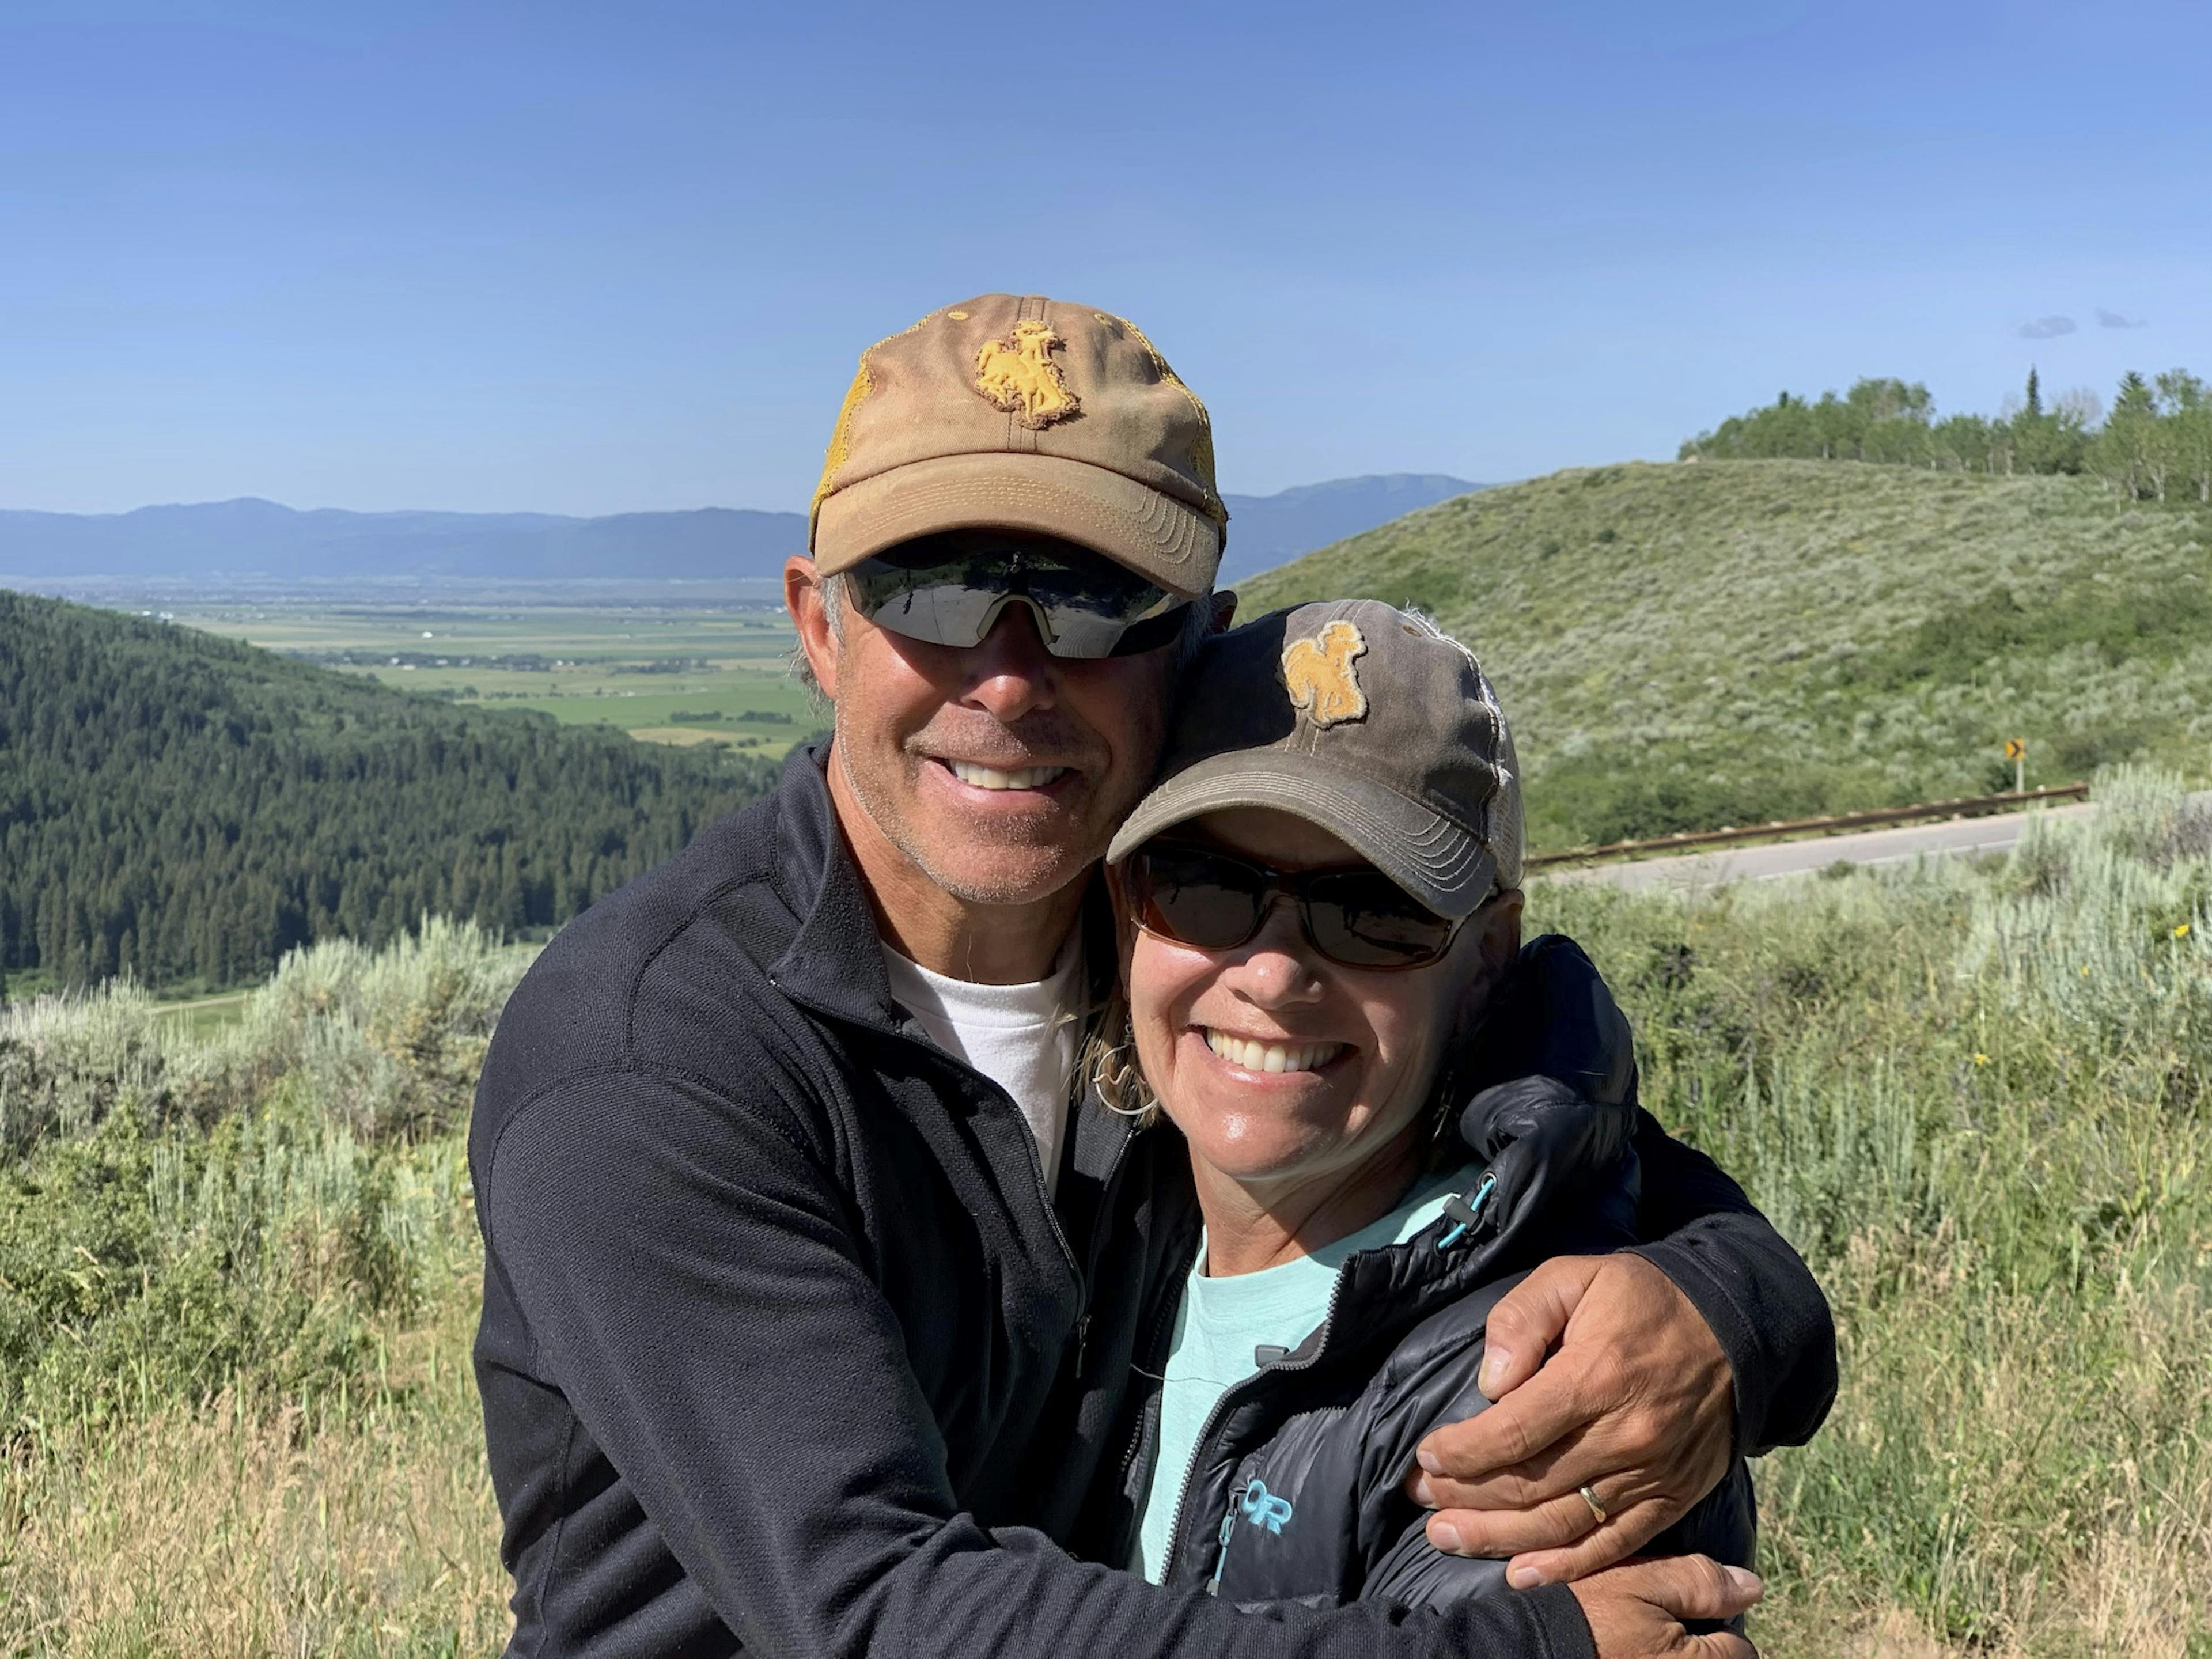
left=470, top=294, right=1834, bottom=1657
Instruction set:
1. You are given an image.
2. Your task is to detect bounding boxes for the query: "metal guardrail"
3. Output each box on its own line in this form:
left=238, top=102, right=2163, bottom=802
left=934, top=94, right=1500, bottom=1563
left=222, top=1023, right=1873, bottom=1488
left=1524, top=782, right=2091, bottom=869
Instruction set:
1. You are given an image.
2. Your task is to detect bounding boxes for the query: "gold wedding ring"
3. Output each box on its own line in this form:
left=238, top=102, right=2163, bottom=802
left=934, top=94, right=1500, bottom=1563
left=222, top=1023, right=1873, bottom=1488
left=1577, top=1483, right=1608, bottom=1527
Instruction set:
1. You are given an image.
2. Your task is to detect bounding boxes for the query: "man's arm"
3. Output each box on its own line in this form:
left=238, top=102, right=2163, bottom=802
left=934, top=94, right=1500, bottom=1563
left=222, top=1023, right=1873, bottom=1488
left=1408, top=1111, right=1835, bottom=1586
left=1627, top=1108, right=1838, bottom=1456
left=482, top=1070, right=1600, bottom=1659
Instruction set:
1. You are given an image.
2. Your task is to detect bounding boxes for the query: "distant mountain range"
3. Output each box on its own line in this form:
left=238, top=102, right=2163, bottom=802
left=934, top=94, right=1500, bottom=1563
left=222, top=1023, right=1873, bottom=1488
left=0, top=474, right=1482, bottom=588
left=1213, top=475, right=1483, bottom=585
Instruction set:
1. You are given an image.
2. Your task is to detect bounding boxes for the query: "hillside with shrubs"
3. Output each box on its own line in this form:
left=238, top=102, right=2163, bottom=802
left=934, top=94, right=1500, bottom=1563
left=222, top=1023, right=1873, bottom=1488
left=1240, top=457, right=2212, bottom=851
left=3, top=775, right=2209, bottom=1652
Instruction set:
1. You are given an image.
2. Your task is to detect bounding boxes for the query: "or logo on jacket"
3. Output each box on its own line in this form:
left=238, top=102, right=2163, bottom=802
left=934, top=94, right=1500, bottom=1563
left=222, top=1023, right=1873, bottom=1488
left=1240, top=1480, right=1294, bottom=1536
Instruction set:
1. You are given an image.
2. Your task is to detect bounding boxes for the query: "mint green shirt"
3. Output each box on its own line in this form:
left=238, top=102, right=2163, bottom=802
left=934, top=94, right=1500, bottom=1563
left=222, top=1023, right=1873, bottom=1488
left=1129, top=1163, right=1476, bottom=1583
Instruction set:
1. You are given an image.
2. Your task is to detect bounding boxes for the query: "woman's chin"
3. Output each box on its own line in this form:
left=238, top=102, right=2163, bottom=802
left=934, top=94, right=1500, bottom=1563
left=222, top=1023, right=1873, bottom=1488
left=1190, top=1142, right=1334, bottom=1187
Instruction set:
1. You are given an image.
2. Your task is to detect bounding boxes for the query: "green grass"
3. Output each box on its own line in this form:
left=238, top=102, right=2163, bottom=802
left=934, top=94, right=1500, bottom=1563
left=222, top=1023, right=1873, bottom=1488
left=5, top=784, right=2210, bottom=1653
left=151, top=992, right=251, bottom=1039
left=1236, top=461, right=2212, bottom=851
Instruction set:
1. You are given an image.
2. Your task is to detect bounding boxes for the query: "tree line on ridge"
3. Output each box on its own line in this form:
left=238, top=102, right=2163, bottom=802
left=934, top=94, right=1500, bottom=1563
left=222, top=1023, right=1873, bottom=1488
left=1681, top=368, right=2212, bottom=503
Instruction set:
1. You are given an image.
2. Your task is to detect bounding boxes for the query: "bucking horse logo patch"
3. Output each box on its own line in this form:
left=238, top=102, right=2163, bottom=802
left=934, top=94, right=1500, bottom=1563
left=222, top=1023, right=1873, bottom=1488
left=975, top=320, right=1081, bottom=429
left=1282, top=620, right=1369, bottom=728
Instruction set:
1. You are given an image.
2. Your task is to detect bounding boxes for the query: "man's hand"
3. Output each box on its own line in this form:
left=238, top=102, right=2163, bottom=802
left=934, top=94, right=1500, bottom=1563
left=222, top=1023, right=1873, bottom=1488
left=1573, top=1557, right=1763, bottom=1658
left=1404, top=1253, right=1736, bottom=1584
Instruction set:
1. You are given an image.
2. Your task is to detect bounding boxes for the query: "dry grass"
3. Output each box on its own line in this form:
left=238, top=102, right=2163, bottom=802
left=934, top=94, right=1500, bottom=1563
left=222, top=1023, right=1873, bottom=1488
left=1752, top=1233, right=2212, bottom=1657
left=0, top=1180, right=505, bottom=1659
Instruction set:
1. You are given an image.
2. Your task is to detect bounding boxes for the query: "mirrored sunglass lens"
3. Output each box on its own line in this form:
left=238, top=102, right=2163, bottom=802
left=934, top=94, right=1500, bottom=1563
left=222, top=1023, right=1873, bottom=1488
left=1038, top=608, right=1134, bottom=657
left=1020, top=558, right=1176, bottom=624
left=847, top=549, right=1179, bottom=657
left=855, top=581, right=1004, bottom=647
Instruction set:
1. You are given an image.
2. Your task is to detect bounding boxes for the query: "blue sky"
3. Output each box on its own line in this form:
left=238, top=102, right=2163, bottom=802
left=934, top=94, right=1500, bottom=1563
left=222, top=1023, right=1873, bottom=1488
left=5, top=0, right=2209, bottom=516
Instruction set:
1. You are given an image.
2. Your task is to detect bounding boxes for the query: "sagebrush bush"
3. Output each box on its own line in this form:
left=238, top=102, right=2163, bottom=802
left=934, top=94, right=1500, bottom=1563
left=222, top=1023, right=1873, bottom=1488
left=0, top=916, right=529, bottom=1155
left=0, top=918, right=521, bottom=1441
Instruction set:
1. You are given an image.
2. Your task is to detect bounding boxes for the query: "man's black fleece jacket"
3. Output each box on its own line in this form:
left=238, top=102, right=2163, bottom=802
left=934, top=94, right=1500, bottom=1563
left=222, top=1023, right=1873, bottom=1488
left=468, top=747, right=1836, bottom=1658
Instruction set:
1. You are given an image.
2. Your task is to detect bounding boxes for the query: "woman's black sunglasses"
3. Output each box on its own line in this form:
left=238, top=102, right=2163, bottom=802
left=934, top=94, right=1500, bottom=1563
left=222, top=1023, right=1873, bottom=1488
left=1120, top=842, right=1467, bottom=971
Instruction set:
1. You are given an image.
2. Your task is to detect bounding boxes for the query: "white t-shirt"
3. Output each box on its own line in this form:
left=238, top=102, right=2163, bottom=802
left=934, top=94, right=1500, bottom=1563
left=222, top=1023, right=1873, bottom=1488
left=880, top=933, right=1084, bottom=1198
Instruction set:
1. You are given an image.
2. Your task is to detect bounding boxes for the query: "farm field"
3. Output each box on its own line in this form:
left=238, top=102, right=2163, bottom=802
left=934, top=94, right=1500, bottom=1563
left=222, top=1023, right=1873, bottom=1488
left=4, top=771, right=2209, bottom=1655
left=166, top=581, right=823, bottom=759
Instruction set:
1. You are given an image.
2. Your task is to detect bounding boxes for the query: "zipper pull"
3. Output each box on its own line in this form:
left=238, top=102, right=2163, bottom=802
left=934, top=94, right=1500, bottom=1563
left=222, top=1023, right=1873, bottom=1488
left=1206, top=1496, right=1239, bottom=1596
left=1074, top=1313, right=1092, bottom=1377
left=1436, top=1172, right=1499, bottom=1251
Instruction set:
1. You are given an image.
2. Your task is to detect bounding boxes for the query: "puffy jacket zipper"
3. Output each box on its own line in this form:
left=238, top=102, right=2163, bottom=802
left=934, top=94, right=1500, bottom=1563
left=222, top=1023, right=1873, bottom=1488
left=1152, top=1186, right=1492, bottom=1588
left=1157, top=1266, right=1354, bottom=1584
left=1205, top=1495, right=1240, bottom=1596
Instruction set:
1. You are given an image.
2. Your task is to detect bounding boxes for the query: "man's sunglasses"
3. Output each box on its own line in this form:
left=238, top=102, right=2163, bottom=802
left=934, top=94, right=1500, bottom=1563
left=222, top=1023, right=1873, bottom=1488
left=1120, top=842, right=1467, bottom=971
left=844, top=537, right=1192, bottom=659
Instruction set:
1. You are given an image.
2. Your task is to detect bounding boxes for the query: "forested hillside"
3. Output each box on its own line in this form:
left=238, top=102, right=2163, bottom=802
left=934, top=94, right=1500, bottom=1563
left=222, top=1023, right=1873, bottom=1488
left=1237, top=460, right=2212, bottom=850
left=0, top=590, right=779, bottom=993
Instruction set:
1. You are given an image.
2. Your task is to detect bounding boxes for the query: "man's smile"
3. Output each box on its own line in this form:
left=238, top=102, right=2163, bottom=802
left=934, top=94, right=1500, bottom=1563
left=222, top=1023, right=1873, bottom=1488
left=942, top=760, right=1074, bottom=791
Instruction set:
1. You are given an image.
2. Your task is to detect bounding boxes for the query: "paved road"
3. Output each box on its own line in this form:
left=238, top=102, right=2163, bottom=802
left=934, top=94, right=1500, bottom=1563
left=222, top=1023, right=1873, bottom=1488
left=1539, top=801, right=2098, bottom=892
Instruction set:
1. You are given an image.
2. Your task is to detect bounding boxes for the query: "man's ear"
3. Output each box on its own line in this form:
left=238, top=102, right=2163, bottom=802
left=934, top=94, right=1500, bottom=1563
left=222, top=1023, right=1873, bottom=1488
left=786, top=555, right=840, bottom=702
left=1209, top=590, right=1239, bottom=633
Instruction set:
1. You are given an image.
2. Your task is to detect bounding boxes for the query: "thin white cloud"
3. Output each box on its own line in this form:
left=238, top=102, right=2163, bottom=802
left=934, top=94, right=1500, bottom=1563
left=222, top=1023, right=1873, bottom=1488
left=2017, top=316, right=2078, bottom=340
left=2096, top=308, right=2147, bottom=329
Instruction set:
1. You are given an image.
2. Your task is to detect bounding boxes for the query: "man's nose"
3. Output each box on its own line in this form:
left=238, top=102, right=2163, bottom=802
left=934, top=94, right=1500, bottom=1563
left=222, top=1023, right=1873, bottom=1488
left=958, top=603, right=1060, bottom=722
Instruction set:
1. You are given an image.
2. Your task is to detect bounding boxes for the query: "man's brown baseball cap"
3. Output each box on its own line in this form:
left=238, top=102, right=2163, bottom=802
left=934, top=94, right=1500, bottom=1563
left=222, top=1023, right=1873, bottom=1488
left=808, top=294, right=1229, bottom=599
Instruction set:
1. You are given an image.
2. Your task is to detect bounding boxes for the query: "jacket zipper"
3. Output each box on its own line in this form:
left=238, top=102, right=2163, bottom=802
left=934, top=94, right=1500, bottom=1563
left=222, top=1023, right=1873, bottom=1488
left=1205, top=1494, right=1241, bottom=1596
left=1156, top=1266, right=1355, bottom=1584
left=772, top=957, right=1088, bottom=1275
left=1114, top=1224, right=1201, bottom=1501
left=1067, top=1108, right=1140, bottom=1378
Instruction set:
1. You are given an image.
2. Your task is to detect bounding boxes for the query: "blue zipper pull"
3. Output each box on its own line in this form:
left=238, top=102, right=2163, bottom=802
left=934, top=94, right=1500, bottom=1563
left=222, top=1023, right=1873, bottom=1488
left=1436, top=1172, right=1499, bottom=1251
left=1206, top=1498, right=1238, bottom=1596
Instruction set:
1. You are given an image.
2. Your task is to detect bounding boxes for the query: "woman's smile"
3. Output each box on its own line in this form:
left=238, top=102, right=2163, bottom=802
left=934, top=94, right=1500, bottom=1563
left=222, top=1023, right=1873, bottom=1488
left=1196, top=1027, right=1350, bottom=1077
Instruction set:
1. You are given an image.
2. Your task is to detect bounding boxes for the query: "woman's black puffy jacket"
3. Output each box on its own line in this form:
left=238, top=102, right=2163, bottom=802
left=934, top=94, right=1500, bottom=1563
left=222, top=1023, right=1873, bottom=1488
left=1084, top=937, right=1757, bottom=1612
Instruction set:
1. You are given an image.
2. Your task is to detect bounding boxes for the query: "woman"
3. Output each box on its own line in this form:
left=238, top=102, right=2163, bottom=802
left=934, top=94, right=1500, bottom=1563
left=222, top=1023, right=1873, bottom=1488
left=1084, top=598, right=1754, bottom=1609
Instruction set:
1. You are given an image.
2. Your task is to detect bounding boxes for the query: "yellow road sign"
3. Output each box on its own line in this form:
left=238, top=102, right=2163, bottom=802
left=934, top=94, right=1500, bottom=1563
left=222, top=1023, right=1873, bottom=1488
left=2004, top=738, right=2026, bottom=762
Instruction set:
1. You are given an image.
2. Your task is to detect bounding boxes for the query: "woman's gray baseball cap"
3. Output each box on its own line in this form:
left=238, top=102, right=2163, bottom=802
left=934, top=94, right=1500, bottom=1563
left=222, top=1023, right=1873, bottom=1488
left=1107, top=599, right=1524, bottom=918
